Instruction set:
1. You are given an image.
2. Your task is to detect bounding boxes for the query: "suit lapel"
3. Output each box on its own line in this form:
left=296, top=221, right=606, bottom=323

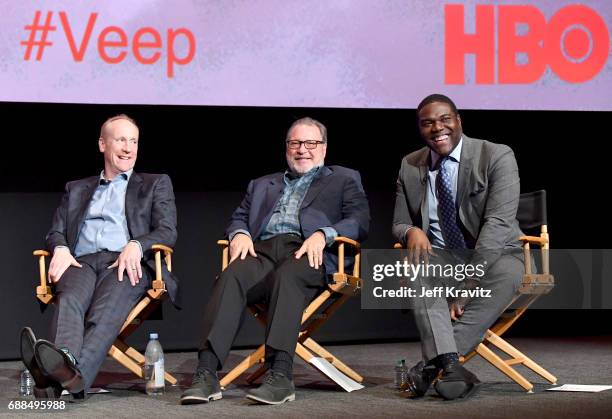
left=456, top=136, right=474, bottom=209
left=254, top=175, right=284, bottom=237
left=301, top=166, right=333, bottom=209
left=415, top=149, right=430, bottom=230
left=125, top=172, right=143, bottom=238
left=68, top=177, right=98, bottom=248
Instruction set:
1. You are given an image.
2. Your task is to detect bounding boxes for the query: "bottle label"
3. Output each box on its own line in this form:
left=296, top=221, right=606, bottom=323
left=154, top=359, right=164, bottom=387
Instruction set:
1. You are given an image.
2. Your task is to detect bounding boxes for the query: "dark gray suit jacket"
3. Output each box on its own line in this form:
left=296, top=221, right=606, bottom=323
left=226, top=165, right=370, bottom=275
left=46, top=172, right=180, bottom=307
left=393, top=135, right=523, bottom=269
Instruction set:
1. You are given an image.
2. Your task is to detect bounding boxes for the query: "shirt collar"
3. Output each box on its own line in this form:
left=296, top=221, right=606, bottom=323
left=100, top=169, right=133, bottom=185
left=430, top=136, right=463, bottom=170
left=284, top=165, right=322, bottom=182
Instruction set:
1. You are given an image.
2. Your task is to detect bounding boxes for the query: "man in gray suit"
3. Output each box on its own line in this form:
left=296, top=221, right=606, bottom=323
left=20, top=114, right=178, bottom=399
left=393, top=94, right=523, bottom=400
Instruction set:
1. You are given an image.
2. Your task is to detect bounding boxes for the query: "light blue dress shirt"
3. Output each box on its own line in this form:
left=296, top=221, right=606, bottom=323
left=74, top=170, right=133, bottom=257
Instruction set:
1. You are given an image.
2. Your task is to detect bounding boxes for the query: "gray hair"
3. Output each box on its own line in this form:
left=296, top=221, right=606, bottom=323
left=286, top=117, right=327, bottom=143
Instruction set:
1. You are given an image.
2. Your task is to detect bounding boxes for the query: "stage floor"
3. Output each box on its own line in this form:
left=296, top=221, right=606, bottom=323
left=1, top=337, right=611, bottom=418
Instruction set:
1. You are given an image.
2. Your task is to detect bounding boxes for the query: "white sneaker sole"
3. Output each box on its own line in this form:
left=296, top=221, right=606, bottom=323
left=245, top=393, right=296, bottom=405
left=180, top=392, right=222, bottom=405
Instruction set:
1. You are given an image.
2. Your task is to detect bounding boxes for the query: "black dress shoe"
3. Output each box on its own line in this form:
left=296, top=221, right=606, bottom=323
left=19, top=328, right=62, bottom=399
left=34, top=340, right=84, bottom=394
left=434, top=362, right=481, bottom=400
left=402, top=361, right=440, bottom=397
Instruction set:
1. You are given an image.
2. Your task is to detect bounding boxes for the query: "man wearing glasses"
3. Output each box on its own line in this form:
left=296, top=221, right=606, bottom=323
left=181, top=117, right=370, bottom=405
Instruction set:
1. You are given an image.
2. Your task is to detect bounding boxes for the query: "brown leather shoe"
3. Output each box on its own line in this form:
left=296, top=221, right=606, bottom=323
left=34, top=340, right=84, bottom=394
left=19, top=328, right=62, bottom=399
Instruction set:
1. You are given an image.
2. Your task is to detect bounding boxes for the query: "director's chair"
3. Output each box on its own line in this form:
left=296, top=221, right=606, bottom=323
left=394, top=190, right=557, bottom=392
left=216, top=237, right=363, bottom=390
left=33, top=244, right=178, bottom=385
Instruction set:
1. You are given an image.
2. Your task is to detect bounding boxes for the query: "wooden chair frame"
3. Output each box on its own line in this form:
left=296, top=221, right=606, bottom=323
left=461, top=224, right=556, bottom=392
left=216, top=237, right=363, bottom=389
left=394, top=223, right=557, bottom=392
left=33, top=244, right=178, bottom=385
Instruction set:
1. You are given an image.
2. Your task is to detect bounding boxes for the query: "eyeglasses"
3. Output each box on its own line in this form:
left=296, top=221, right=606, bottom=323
left=286, top=140, right=325, bottom=150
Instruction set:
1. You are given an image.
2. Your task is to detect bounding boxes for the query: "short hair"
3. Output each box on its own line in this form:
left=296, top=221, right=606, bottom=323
left=286, top=117, right=327, bottom=143
left=100, top=114, right=138, bottom=138
left=417, top=94, right=458, bottom=114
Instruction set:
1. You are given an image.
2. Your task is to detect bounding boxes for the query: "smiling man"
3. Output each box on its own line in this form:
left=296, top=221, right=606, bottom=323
left=20, top=114, right=178, bottom=400
left=181, top=117, right=369, bottom=406
left=393, top=94, right=524, bottom=400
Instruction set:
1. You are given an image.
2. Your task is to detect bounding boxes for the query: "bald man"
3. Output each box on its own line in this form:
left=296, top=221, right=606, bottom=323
left=20, top=114, right=178, bottom=400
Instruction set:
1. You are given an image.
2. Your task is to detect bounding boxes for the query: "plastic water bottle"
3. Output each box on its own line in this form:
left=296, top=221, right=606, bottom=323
left=19, top=369, right=34, bottom=396
left=144, top=333, right=165, bottom=395
left=394, top=359, right=408, bottom=389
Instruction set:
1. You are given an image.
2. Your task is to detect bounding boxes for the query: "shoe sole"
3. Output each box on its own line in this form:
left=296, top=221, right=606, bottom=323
left=20, top=328, right=36, bottom=371
left=21, top=329, right=63, bottom=399
left=180, top=392, right=222, bottom=405
left=435, top=380, right=481, bottom=401
left=245, top=393, right=296, bottom=405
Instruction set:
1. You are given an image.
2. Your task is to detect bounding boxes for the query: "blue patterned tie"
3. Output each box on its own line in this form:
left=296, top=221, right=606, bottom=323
left=436, top=157, right=466, bottom=249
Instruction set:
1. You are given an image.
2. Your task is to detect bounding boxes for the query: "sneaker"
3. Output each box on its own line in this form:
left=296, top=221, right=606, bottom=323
left=180, top=369, right=222, bottom=405
left=245, top=372, right=295, bottom=405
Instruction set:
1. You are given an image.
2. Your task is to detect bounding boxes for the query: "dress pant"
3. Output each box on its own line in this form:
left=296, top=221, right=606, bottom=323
left=51, top=251, right=150, bottom=389
left=200, top=234, right=327, bottom=368
left=412, top=251, right=524, bottom=361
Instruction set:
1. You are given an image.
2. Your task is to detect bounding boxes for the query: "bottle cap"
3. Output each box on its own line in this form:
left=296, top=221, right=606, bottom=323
left=150, top=333, right=159, bottom=339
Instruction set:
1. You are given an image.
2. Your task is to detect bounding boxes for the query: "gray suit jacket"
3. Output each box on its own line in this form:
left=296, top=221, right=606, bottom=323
left=46, top=172, right=180, bottom=307
left=393, top=135, right=522, bottom=269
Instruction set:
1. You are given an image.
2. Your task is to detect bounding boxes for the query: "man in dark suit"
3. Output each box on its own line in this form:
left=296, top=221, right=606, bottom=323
left=393, top=94, right=524, bottom=400
left=181, top=117, right=369, bottom=405
left=20, top=114, right=178, bottom=399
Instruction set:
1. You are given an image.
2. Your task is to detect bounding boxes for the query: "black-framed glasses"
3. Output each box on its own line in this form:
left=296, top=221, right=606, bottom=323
left=286, top=140, right=325, bottom=150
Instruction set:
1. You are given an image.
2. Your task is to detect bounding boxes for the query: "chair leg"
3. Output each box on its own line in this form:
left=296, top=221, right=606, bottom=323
left=476, top=343, right=534, bottom=392
left=109, top=339, right=178, bottom=385
left=484, top=332, right=557, bottom=384
left=220, top=345, right=265, bottom=388
left=301, top=338, right=363, bottom=383
left=108, top=344, right=144, bottom=379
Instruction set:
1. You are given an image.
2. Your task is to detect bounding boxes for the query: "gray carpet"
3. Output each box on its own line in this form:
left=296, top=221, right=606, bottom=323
left=1, top=337, right=611, bottom=418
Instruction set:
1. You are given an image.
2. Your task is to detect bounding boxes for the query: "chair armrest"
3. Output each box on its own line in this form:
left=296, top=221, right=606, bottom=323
left=217, top=240, right=230, bottom=270
left=32, top=250, right=53, bottom=304
left=519, top=235, right=548, bottom=246
left=334, top=236, right=360, bottom=249
left=333, top=236, right=361, bottom=277
left=149, top=244, right=173, bottom=299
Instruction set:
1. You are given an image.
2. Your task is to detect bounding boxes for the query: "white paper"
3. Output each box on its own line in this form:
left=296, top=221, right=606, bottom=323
left=547, top=384, right=612, bottom=393
left=61, top=387, right=110, bottom=396
left=308, top=357, right=365, bottom=392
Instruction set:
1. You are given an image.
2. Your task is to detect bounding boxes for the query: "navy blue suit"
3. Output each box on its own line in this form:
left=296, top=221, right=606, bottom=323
left=200, top=165, right=370, bottom=364
left=226, top=165, right=370, bottom=275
